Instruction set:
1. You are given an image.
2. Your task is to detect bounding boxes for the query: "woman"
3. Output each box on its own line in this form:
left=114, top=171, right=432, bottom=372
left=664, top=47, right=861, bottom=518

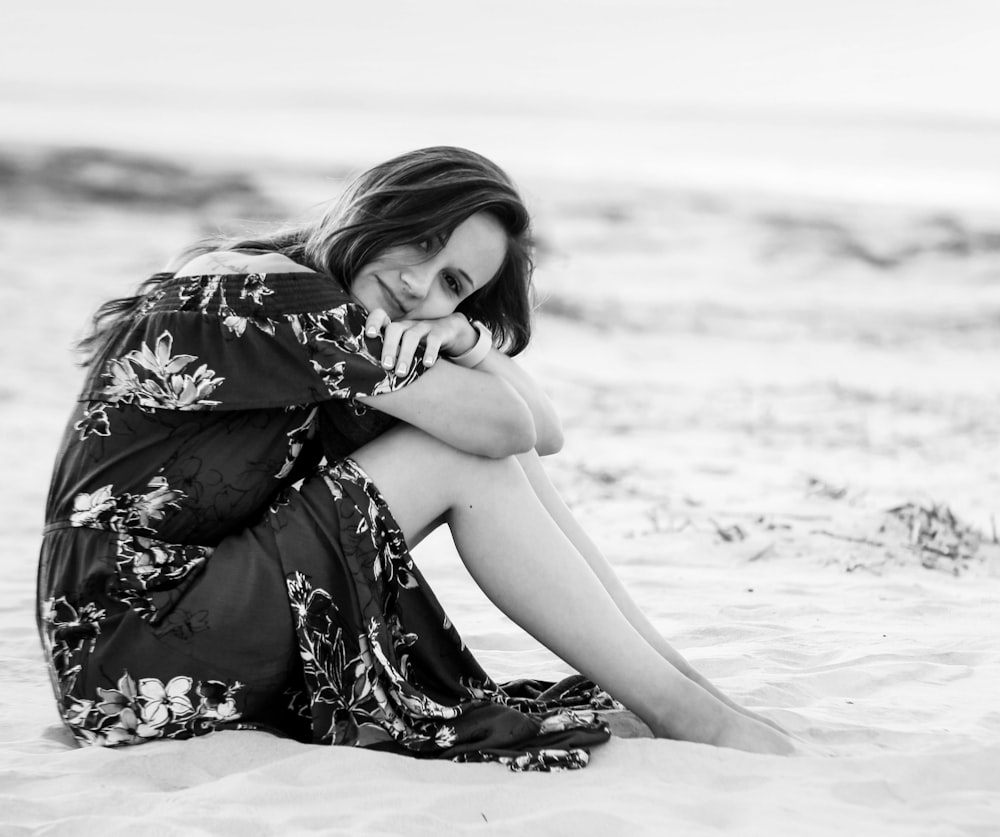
left=38, top=147, right=795, bottom=771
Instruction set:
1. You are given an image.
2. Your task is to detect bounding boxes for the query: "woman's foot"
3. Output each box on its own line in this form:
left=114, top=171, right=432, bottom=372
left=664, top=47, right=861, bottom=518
left=646, top=692, right=794, bottom=754
left=714, top=711, right=798, bottom=755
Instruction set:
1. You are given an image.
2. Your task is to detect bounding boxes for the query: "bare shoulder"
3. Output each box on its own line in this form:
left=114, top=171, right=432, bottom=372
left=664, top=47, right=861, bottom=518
left=173, top=251, right=315, bottom=277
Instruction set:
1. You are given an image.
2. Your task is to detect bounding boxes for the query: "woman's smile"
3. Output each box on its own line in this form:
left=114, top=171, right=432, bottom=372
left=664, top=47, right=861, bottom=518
left=351, top=212, right=507, bottom=320
left=375, top=276, right=407, bottom=317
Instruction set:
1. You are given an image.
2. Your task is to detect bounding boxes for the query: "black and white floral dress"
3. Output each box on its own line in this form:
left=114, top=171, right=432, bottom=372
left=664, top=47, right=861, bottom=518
left=37, top=269, right=613, bottom=771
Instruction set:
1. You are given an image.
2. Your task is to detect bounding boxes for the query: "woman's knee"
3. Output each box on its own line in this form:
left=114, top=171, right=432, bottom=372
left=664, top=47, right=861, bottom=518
left=352, top=425, right=520, bottom=501
left=348, top=426, right=522, bottom=542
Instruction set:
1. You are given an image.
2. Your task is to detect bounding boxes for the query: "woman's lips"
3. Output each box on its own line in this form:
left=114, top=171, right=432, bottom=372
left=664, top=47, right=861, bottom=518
left=377, top=278, right=406, bottom=317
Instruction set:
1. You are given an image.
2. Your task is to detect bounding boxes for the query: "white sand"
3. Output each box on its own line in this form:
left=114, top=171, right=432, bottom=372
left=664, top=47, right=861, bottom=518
left=1, top=147, right=998, bottom=835
left=3, top=7, right=1000, bottom=826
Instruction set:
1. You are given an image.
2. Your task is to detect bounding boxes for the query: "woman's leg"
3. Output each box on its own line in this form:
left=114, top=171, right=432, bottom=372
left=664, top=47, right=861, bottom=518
left=351, top=425, right=794, bottom=754
left=514, top=450, right=788, bottom=734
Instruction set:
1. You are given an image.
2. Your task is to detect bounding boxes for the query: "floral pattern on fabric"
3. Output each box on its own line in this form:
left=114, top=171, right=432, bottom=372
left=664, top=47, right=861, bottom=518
left=288, top=305, right=424, bottom=402
left=279, top=459, right=612, bottom=771
left=453, top=747, right=593, bottom=772
left=220, top=273, right=279, bottom=337
left=40, top=268, right=613, bottom=769
left=40, top=595, right=105, bottom=696
left=114, top=534, right=212, bottom=625
left=276, top=407, right=319, bottom=479
left=39, top=595, right=244, bottom=746
left=287, top=571, right=462, bottom=750
left=74, top=402, right=111, bottom=440
left=69, top=670, right=243, bottom=747
left=101, top=330, right=225, bottom=410
left=69, top=475, right=183, bottom=534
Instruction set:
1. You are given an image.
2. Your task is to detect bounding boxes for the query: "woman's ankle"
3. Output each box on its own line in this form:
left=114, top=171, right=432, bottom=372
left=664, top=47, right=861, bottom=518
left=646, top=689, right=730, bottom=745
left=713, top=712, right=797, bottom=755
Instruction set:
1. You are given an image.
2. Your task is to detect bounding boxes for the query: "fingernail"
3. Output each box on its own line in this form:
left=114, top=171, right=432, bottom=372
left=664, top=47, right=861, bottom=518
left=382, top=356, right=393, bottom=367
left=367, top=328, right=377, bottom=337
left=395, top=364, right=408, bottom=374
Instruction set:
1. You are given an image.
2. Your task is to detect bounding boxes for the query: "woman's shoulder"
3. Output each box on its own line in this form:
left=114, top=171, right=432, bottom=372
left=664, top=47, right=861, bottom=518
left=173, top=251, right=316, bottom=278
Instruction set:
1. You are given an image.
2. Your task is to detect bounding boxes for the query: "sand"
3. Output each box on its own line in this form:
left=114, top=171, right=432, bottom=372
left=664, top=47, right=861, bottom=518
left=1, top=145, right=999, bottom=836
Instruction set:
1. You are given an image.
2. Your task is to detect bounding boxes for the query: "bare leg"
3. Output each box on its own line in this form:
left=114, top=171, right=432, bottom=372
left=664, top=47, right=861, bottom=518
left=351, top=426, right=794, bottom=754
left=514, top=451, right=789, bottom=735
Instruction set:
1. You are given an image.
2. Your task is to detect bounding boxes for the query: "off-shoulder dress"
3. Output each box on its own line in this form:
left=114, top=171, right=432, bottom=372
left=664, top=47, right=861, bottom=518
left=37, top=269, right=613, bottom=771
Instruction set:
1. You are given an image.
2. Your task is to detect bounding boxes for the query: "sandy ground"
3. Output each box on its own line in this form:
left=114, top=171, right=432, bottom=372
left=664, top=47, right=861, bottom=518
left=1, top=147, right=999, bottom=835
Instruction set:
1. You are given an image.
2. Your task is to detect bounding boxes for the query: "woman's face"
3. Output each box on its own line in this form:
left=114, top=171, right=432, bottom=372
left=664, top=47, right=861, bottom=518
left=350, top=211, right=507, bottom=320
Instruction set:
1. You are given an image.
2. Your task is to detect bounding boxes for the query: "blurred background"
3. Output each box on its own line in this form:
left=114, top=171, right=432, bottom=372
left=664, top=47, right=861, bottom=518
left=3, top=0, right=1000, bottom=207
left=2, top=7, right=999, bottom=823
left=2, top=0, right=999, bottom=551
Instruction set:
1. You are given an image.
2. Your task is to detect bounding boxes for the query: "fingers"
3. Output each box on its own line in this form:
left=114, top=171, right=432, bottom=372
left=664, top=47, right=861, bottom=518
left=379, top=320, right=405, bottom=371
left=369, top=312, right=455, bottom=376
left=365, top=308, right=416, bottom=374
left=381, top=320, right=433, bottom=375
left=365, top=308, right=391, bottom=339
left=394, top=322, right=430, bottom=375
left=421, top=332, right=444, bottom=368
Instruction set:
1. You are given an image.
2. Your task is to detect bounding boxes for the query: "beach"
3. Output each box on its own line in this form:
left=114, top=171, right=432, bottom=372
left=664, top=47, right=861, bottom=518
left=1, top=143, right=998, bottom=835
left=3, top=2, right=1000, bottom=833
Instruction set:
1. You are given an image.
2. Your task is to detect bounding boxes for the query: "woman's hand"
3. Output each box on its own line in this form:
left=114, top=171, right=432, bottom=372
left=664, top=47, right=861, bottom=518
left=360, top=306, right=564, bottom=457
left=364, top=309, right=478, bottom=375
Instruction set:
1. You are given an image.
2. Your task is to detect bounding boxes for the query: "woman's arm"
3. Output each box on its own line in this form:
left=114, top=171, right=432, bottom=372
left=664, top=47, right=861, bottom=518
left=355, top=361, right=537, bottom=459
left=171, top=255, right=538, bottom=458
left=371, top=311, right=564, bottom=455
left=473, top=349, right=563, bottom=455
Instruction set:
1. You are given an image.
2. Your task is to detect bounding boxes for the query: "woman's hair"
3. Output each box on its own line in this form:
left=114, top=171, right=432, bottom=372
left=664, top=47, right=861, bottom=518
left=78, top=147, right=535, bottom=365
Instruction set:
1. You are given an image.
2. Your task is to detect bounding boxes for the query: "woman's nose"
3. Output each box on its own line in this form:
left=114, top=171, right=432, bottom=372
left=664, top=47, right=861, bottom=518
left=400, top=266, right=432, bottom=298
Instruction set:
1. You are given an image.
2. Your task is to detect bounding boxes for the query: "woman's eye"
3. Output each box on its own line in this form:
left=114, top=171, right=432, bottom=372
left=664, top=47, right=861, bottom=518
left=443, top=273, right=461, bottom=294
left=419, top=234, right=446, bottom=253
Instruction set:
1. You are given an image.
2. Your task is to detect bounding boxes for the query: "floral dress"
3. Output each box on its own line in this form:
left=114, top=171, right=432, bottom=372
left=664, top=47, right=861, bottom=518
left=37, top=269, right=613, bottom=771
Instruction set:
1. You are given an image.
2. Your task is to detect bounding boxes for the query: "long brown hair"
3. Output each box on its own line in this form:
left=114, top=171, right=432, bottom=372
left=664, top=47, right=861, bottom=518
left=78, top=147, right=535, bottom=365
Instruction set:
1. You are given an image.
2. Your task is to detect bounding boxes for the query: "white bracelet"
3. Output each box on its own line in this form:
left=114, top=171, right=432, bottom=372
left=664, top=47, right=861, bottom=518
left=448, top=319, right=493, bottom=368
